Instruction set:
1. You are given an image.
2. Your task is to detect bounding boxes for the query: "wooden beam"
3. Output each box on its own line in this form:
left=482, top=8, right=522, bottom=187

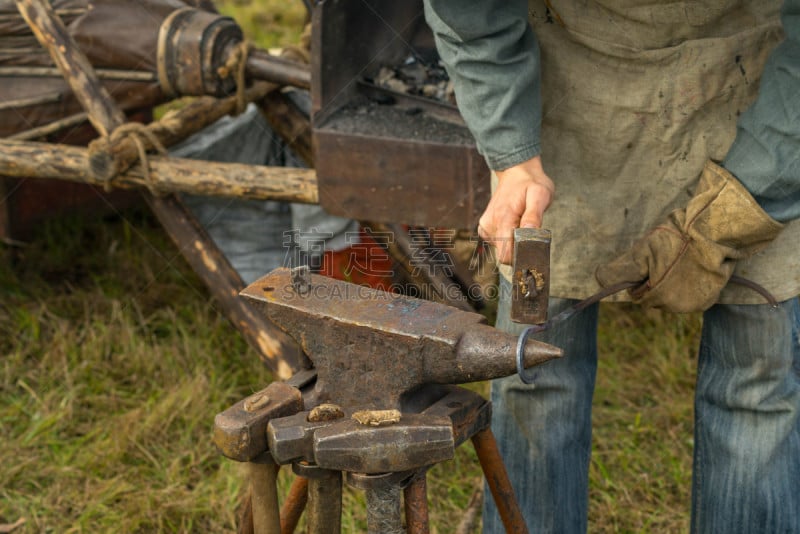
left=0, top=139, right=319, bottom=204
left=0, top=65, right=156, bottom=82
left=15, top=0, right=126, bottom=137
left=87, top=83, right=276, bottom=181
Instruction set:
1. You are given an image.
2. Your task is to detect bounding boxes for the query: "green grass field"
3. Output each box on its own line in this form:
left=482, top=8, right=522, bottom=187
left=1, top=1, right=701, bottom=532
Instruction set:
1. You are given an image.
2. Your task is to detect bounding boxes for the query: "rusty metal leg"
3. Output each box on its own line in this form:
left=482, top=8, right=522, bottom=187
left=249, top=462, right=281, bottom=534
left=280, top=476, right=308, bottom=534
left=471, top=428, right=529, bottom=534
left=404, top=473, right=430, bottom=534
left=293, top=464, right=341, bottom=534
left=366, top=485, right=403, bottom=534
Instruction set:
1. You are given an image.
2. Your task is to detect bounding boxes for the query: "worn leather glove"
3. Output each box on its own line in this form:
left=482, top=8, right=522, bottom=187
left=596, top=161, right=783, bottom=312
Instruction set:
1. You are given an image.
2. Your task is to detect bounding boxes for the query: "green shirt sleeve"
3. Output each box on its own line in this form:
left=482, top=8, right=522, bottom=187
left=723, top=0, right=800, bottom=222
left=423, top=0, right=541, bottom=170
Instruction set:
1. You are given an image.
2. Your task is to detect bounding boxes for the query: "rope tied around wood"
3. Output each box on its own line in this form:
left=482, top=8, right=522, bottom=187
left=217, top=40, right=251, bottom=116
left=104, top=122, right=168, bottom=195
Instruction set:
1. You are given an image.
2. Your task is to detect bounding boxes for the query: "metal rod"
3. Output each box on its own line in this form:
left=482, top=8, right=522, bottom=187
left=471, top=428, right=529, bottom=534
left=404, top=474, right=430, bottom=534
left=246, top=49, right=311, bottom=90
left=307, top=470, right=342, bottom=534
left=366, top=485, right=403, bottom=534
left=0, top=65, right=157, bottom=82
left=249, top=462, right=281, bottom=534
left=280, top=477, right=308, bottom=534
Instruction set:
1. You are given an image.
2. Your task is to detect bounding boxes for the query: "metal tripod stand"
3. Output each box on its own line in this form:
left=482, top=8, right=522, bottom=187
left=218, top=378, right=528, bottom=533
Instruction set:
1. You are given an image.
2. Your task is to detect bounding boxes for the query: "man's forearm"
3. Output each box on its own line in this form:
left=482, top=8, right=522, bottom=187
left=423, top=0, right=542, bottom=170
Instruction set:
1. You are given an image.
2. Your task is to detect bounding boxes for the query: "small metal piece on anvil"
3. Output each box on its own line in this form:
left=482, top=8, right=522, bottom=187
left=244, top=392, right=270, bottom=413
left=352, top=409, right=402, bottom=427
left=308, top=403, right=345, bottom=423
left=291, top=265, right=311, bottom=295
left=511, top=228, right=551, bottom=324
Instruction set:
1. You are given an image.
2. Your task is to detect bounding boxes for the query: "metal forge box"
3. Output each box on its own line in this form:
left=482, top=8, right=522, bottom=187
left=311, top=0, right=490, bottom=229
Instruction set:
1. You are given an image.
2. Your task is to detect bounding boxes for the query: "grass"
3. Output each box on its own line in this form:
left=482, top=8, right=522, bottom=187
left=215, top=0, right=307, bottom=50
left=0, top=211, right=266, bottom=533
left=592, top=307, right=698, bottom=531
left=2, top=0, right=702, bottom=531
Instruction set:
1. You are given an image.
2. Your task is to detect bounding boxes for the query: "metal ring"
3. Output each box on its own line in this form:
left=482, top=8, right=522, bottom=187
left=515, top=325, right=542, bottom=384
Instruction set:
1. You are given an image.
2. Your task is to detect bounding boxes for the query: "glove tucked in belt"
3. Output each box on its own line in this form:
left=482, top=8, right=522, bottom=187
left=596, top=161, right=784, bottom=313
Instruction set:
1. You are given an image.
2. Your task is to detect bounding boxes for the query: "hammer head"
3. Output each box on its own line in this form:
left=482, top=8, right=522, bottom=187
left=241, top=268, right=561, bottom=410
left=511, top=228, right=551, bottom=324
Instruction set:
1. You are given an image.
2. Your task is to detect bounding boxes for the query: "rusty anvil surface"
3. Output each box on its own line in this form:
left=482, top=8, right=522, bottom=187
left=216, top=269, right=561, bottom=473
left=241, top=268, right=562, bottom=411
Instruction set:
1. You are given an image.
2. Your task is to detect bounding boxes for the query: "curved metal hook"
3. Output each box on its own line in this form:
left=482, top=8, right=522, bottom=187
left=515, top=281, right=639, bottom=384
left=515, top=324, right=547, bottom=384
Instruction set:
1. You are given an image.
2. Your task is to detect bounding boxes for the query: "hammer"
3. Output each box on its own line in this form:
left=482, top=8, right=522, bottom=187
left=509, top=227, right=552, bottom=325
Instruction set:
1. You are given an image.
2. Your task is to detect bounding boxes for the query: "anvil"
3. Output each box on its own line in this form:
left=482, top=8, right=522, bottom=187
left=240, top=268, right=562, bottom=411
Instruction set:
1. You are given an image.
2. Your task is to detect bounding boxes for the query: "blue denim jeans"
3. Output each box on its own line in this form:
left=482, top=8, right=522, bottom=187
left=483, top=279, right=800, bottom=533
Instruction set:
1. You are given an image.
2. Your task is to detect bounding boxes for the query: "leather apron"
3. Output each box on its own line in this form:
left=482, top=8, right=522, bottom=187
left=500, top=0, right=800, bottom=303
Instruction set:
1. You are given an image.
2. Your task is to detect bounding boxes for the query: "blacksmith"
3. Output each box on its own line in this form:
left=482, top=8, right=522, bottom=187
left=423, top=1, right=800, bottom=532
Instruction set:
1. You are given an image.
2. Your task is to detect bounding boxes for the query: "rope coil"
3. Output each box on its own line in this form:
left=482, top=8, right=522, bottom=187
left=217, top=40, right=251, bottom=115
